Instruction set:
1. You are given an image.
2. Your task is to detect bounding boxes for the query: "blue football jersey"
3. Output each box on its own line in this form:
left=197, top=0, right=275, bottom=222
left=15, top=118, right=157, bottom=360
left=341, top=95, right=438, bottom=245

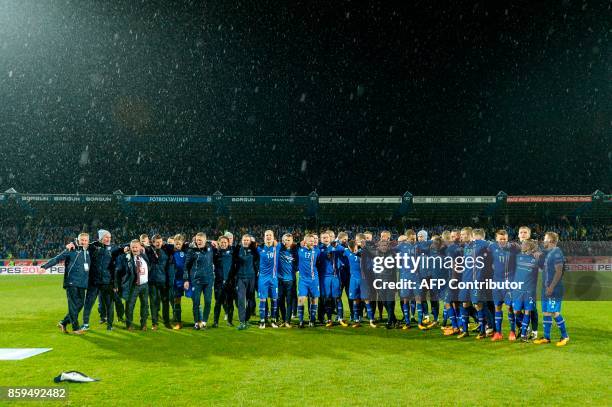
left=298, top=246, right=320, bottom=281
left=257, top=243, right=281, bottom=278
left=542, top=246, right=565, bottom=296
left=343, top=248, right=362, bottom=280
left=514, top=253, right=539, bottom=294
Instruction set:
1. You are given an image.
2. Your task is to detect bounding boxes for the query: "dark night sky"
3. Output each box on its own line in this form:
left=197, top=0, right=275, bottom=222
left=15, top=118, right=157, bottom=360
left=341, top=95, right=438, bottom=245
left=0, top=0, right=610, bottom=196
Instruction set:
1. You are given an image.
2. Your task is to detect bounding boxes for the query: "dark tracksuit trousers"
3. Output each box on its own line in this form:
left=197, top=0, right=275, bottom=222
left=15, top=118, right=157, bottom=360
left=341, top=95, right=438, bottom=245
left=83, top=284, right=99, bottom=325
left=149, top=283, right=170, bottom=326
left=126, top=283, right=149, bottom=328
left=61, top=287, right=86, bottom=331
left=340, top=269, right=353, bottom=318
left=192, top=282, right=213, bottom=323
left=278, top=279, right=294, bottom=323
left=291, top=277, right=297, bottom=316
left=213, top=279, right=234, bottom=324
left=97, top=284, right=115, bottom=328
left=99, top=290, right=125, bottom=320
left=236, top=277, right=256, bottom=323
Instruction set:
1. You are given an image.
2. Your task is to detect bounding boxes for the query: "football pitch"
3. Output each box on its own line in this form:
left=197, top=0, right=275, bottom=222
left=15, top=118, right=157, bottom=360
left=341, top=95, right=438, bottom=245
left=0, top=276, right=610, bottom=406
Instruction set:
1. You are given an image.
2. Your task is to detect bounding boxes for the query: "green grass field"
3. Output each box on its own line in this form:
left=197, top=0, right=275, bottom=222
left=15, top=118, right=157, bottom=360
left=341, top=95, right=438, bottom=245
left=0, top=276, right=610, bottom=406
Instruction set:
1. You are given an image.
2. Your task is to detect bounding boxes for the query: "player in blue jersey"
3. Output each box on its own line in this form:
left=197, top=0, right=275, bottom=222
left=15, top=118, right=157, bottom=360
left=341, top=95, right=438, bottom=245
left=171, top=234, right=187, bottom=330
left=317, top=231, right=348, bottom=327
left=297, top=234, right=320, bottom=328
left=416, top=230, right=432, bottom=324
left=425, top=235, right=446, bottom=329
left=396, top=230, right=427, bottom=330
left=277, top=233, right=298, bottom=328
left=336, top=232, right=353, bottom=321
left=256, top=230, right=281, bottom=329
left=442, top=230, right=463, bottom=336
left=534, top=232, right=569, bottom=346
left=512, top=239, right=540, bottom=342
left=517, top=226, right=539, bottom=339
left=340, top=237, right=375, bottom=328
left=487, top=230, right=520, bottom=341
left=457, top=227, right=489, bottom=339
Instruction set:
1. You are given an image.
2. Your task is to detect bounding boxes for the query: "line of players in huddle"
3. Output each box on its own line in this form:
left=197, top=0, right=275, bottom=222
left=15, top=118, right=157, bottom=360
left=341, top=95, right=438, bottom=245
left=40, top=225, right=569, bottom=346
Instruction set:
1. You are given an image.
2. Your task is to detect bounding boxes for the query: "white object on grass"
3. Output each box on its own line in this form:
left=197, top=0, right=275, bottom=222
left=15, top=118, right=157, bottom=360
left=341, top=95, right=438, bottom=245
left=0, top=348, right=52, bottom=360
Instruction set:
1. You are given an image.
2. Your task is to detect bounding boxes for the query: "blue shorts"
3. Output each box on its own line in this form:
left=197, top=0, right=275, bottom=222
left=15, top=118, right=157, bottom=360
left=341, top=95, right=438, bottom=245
left=492, top=289, right=512, bottom=307
left=339, top=268, right=351, bottom=289
left=399, top=273, right=419, bottom=299
left=512, top=291, right=535, bottom=311
left=298, top=279, right=320, bottom=298
left=359, top=279, right=372, bottom=301
left=443, top=283, right=458, bottom=303
left=174, top=279, right=185, bottom=298
left=258, top=277, right=278, bottom=299
left=321, top=275, right=341, bottom=299
left=348, top=277, right=361, bottom=300
left=541, top=296, right=562, bottom=313
left=429, top=282, right=445, bottom=301
left=459, top=288, right=482, bottom=304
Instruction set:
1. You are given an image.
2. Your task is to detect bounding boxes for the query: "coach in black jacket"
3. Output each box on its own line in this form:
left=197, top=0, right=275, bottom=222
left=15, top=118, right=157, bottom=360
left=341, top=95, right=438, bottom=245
left=183, top=233, right=215, bottom=329
left=115, top=240, right=151, bottom=331
left=213, top=236, right=235, bottom=327
left=40, top=232, right=93, bottom=334
left=145, top=235, right=174, bottom=329
left=230, top=236, right=259, bottom=330
left=88, top=230, right=127, bottom=331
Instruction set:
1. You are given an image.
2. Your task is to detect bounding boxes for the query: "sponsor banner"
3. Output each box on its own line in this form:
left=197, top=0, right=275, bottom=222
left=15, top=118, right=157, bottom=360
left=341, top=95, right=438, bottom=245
left=412, top=196, right=496, bottom=204
left=507, top=195, right=592, bottom=203
left=123, top=195, right=212, bottom=203
left=319, top=197, right=401, bottom=204
left=15, top=194, right=113, bottom=203
left=565, top=256, right=612, bottom=272
left=0, top=265, right=64, bottom=275
left=225, top=196, right=309, bottom=204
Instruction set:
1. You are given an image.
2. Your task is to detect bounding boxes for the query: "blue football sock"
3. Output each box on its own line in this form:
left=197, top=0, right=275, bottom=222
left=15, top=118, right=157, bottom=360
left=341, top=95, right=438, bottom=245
left=298, top=305, right=305, bottom=323
left=336, top=299, right=344, bottom=320
left=469, top=307, right=478, bottom=324
left=443, top=307, right=448, bottom=325
left=401, top=303, right=410, bottom=324
left=353, top=301, right=360, bottom=322
left=449, top=307, right=458, bottom=329
left=515, top=310, right=523, bottom=327
left=461, top=307, right=469, bottom=332
left=365, top=303, right=374, bottom=320
left=417, top=303, right=423, bottom=325
left=272, top=299, right=278, bottom=320
left=259, top=299, right=266, bottom=321
left=531, top=308, right=539, bottom=332
left=431, top=301, right=439, bottom=322
left=410, top=301, right=416, bottom=319
left=521, top=313, right=530, bottom=337
left=543, top=315, right=552, bottom=340
left=508, top=311, right=516, bottom=333
left=554, top=315, right=568, bottom=338
left=310, top=304, right=318, bottom=323
left=477, top=309, right=485, bottom=333
left=495, top=311, right=503, bottom=333
left=422, top=301, right=429, bottom=316
left=325, top=303, right=333, bottom=321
